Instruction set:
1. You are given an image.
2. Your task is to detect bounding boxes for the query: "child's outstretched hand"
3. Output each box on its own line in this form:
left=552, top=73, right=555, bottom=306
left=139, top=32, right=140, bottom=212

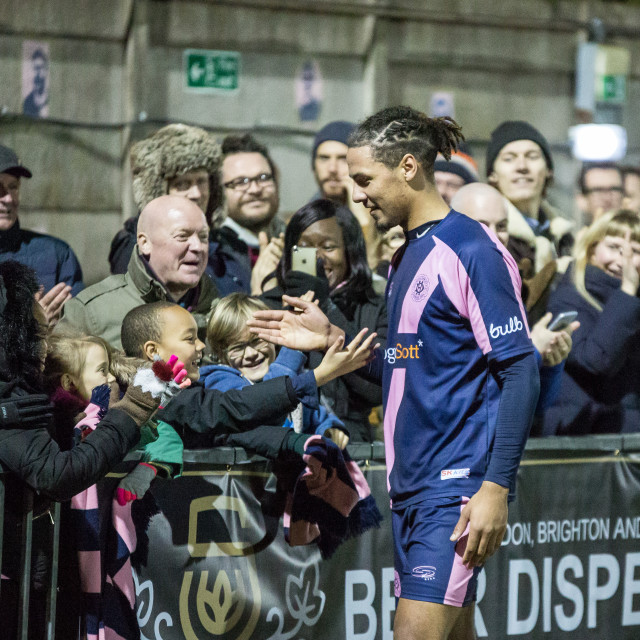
left=116, top=462, right=157, bottom=505
left=313, top=328, right=379, bottom=387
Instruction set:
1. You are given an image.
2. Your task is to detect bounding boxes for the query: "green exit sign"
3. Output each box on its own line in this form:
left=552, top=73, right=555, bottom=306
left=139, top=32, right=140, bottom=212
left=183, top=49, right=240, bottom=93
left=598, top=74, right=626, bottom=104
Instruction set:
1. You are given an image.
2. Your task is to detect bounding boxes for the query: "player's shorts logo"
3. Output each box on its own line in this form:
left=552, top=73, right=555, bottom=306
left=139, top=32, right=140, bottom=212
left=410, top=274, right=430, bottom=302
left=412, top=566, right=437, bottom=581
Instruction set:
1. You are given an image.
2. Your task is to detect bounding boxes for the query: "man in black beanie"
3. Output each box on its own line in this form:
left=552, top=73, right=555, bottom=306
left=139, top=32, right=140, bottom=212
left=487, top=121, right=574, bottom=276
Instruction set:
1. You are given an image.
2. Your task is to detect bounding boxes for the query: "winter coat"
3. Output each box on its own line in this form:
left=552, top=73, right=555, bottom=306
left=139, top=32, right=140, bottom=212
left=200, top=346, right=345, bottom=438
left=218, top=216, right=287, bottom=276
left=506, top=199, right=575, bottom=274
left=0, top=374, right=141, bottom=588
left=108, top=217, right=250, bottom=296
left=0, top=219, right=84, bottom=295
left=57, top=246, right=218, bottom=349
left=542, top=265, right=640, bottom=435
left=157, top=375, right=311, bottom=449
left=261, top=277, right=387, bottom=443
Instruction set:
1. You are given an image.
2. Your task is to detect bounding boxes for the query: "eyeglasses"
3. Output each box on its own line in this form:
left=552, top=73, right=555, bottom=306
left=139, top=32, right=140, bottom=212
left=226, top=336, right=270, bottom=360
left=223, top=173, right=274, bottom=191
left=584, top=186, right=624, bottom=195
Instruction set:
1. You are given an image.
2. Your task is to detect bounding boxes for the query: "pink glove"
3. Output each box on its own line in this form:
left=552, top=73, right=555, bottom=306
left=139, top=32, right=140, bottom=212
left=153, top=355, right=191, bottom=409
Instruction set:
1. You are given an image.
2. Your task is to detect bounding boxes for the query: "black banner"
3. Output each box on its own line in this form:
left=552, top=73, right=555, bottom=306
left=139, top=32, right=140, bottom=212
left=128, top=436, right=640, bottom=639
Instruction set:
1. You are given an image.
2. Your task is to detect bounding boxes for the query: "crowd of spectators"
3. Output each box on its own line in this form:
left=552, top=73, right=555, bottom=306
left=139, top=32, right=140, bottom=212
left=1, top=112, right=640, bottom=635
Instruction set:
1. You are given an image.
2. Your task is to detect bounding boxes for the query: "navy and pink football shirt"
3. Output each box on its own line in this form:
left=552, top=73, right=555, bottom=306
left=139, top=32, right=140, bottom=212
left=382, top=210, right=533, bottom=508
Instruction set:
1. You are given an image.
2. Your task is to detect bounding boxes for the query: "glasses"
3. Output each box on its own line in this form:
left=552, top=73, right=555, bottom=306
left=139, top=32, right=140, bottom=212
left=226, top=336, right=269, bottom=360
left=223, top=173, right=274, bottom=191
left=584, top=186, right=624, bottom=195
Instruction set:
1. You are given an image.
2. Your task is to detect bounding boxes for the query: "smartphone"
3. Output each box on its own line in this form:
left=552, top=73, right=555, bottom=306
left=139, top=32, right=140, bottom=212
left=548, top=310, right=578, bottom=332
left=291, top=246, right=317, bottom=276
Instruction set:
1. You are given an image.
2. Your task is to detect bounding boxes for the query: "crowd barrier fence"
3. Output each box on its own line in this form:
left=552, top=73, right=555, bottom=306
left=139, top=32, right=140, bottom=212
left=2, top=433, right=640, bottom=639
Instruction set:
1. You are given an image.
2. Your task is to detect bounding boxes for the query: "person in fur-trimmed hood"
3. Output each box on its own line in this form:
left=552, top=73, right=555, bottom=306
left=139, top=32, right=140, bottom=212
left=109, top=124, right=250, bottom=295
left=487, top=121, right=575, bottom=275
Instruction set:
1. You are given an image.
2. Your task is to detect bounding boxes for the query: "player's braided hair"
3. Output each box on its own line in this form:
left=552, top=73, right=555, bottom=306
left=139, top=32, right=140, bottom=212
left=349, top=106, right=464, bottom=175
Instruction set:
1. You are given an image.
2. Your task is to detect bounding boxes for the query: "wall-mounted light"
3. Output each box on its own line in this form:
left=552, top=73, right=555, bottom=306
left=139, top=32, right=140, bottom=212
left=569, top=123, right=627, bottom=162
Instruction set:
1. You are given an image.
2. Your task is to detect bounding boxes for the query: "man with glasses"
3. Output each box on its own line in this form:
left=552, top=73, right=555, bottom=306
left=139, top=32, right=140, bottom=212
left=219, top=133, right=286, bottom=294
left=577, top=162, right=625, bottom=225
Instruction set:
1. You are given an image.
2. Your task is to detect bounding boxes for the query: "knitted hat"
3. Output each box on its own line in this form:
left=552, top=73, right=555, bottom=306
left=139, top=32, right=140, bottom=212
left=434, top=143, right=479, bottom=184
left=131, top=124, right=226, bottom=228
left=486, top=121, right=553, bottom=176
left=0, top=145, right=32, bottom=178
left=312, top=121, right=355, bottom=162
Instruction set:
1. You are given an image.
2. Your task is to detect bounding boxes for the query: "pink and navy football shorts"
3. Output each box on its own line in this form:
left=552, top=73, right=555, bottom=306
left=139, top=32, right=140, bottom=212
left=392, top=495, right=481, bottom=607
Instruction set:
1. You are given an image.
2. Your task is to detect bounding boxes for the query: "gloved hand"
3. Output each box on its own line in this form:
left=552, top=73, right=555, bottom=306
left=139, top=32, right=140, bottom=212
left=116, top=462, right=157, bottom=505
left=110, top=355, right=188, bottom=426
left=154, top=355, right=191, bottom=409
left=0, top=394, right=54, bottom=429
left=284, top=270, right=330, bottom=307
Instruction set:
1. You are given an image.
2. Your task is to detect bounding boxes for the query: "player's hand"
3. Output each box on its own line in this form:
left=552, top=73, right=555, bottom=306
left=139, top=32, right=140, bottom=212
left=324, top=427, right=349, bottom=450
left=450, top=481, right=509, bottom=568
left=35, top=282, right=72, bottom=328
left=247, top=294, right=343, bottom=352
left=313, top=328, right=379, bottom=387
left=251, top=232, right=284, bottom=295
left=531, top=313, right=580, bottom=367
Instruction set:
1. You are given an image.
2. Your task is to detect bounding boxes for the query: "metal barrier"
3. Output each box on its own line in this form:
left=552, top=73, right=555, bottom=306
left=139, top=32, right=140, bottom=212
left=2, top=432, right=640, bottom=639
left=0, top=471, right=61, bottom=640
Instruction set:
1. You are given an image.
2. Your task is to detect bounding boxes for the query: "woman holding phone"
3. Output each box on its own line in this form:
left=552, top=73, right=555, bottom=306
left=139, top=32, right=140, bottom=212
left=543, top=209, right=640, bottom=435
left=261, top=199, right=387, bottom=442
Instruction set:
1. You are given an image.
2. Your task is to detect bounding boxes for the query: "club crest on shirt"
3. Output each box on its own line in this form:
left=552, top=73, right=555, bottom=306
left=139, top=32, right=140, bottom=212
left=410, top=274, right=430, bottom=302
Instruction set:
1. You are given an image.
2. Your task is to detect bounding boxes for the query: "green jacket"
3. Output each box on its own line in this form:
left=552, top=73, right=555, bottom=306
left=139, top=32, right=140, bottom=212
left=57, top=247, right=218, bottom=349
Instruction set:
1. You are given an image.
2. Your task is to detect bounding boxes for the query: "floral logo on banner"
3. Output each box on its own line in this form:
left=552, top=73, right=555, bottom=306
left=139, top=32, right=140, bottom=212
left=266, top=562, right=326, bottom=640
left=134, top=570, right=174, bottom=640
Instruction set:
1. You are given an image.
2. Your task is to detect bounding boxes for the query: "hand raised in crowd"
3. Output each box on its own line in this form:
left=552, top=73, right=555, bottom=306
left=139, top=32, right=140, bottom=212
left=35, top=282, right=72, bottom=328
left=247, top=294, right=343, bottom=352
left=313, top=328, right=379, bottom=387
left=250, top=231, right=284, bottom=295
left=450, top=480, right=509, bottom=569
left=530, top=312, right=580, bottom=367
left=620, top=229, right=640, bottom=297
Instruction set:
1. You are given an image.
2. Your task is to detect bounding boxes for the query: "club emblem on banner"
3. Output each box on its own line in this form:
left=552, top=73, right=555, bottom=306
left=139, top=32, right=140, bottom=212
left=178, top=495, right=262, bottom=639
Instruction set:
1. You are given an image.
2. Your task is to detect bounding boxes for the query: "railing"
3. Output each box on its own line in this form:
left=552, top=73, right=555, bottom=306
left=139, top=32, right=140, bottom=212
left=3, top=433, right=640, bottom=639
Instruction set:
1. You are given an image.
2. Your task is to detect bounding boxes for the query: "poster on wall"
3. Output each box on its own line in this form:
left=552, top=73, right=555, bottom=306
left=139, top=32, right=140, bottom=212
left=429, top=91, right=455, bottom=119
left=296, top=61, right=323, bottom=122
left=22, top=40, right=50, bottom=118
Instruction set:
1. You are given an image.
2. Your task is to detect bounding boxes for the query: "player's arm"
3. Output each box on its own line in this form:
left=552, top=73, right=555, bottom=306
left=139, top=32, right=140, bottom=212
left=451, top=351, right=539, bottom=568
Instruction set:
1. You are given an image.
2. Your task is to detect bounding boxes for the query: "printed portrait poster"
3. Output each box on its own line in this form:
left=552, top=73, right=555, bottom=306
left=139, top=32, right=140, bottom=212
left=22, top=41, right=50, bottom=118
left=296, top=60, right=323, bottom=122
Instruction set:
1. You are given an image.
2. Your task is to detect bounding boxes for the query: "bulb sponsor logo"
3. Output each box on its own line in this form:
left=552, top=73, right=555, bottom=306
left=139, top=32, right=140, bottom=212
left=489, top=316, right=523, bottom=339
